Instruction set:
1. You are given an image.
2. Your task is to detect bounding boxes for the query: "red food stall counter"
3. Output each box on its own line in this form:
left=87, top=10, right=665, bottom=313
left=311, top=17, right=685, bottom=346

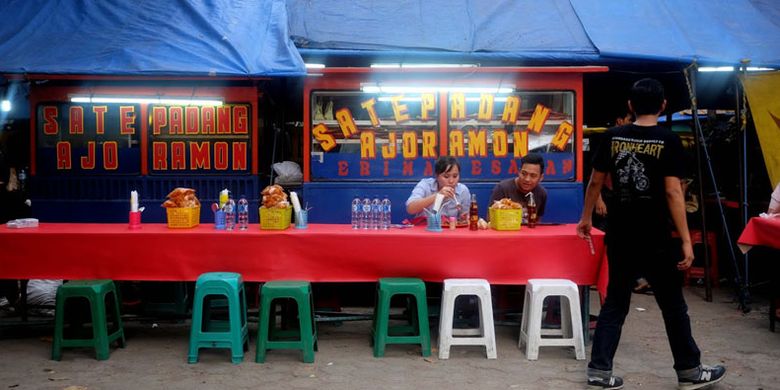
left=1, top=223, right=605, bottom=286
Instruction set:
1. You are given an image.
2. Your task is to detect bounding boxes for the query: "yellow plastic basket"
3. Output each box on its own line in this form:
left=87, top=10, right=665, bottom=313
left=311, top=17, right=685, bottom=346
left=489, top=208, right=522, bottom=231
left=166, top=206, right=201, bottom=228
left=260, top=206, right=292, bottom=230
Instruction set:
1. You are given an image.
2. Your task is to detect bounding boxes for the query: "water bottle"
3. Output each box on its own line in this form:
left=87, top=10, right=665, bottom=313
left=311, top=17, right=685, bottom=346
left=381, top=195, right=391, bottom=230
left=371, top=195, right=381, bottom=230
left=361, top=198, right=371, bottom=229
left=351, top=196, right=361, bottom=229
left=224, top=197, right=236, bottom=231
left=237, top=195, right=249, bottom=230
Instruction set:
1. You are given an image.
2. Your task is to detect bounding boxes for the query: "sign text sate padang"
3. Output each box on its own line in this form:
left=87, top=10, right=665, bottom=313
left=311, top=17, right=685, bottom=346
left=309, top=91, right=575, bottom=181
left=149, top=103, right=252, bottom=175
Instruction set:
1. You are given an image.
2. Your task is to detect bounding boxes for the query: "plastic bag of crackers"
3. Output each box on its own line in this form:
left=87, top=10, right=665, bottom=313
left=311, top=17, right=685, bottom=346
left=162, top=188, right=201, bottom=228
left=259, top=185, right=292, bottom=229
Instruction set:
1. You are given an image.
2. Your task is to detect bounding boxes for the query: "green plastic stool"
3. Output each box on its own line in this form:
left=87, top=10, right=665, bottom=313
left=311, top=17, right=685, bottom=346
left=255, top=281, right=318, bottom=363
left=371, top=278, right=431, bottom=357
left=51, top=280, right=126, bottom=361
left=188, top=272, right=248, bottom=364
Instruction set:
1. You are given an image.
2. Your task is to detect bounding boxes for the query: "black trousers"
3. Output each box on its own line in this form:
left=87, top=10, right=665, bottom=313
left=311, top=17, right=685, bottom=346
left=589, top=237, right=701, bottom=372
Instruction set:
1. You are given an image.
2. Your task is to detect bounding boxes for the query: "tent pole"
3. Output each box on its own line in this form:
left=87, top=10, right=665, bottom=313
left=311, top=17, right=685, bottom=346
left=737, top=61, right=750, bottom=289
left=685, top=65, right=713, bottom=302
left=684, top=62, right=750, bottom=312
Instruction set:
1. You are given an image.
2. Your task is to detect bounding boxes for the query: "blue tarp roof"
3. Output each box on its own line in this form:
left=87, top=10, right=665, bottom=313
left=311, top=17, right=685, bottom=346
left=570, top=0, right=780, bottom=68
left=1, top=1, right=778, bottom=77
left=0, top=0, right=305, bottom=77
left=289, top=0, right=780, bottom=68
left=289, top=0, right=597, bottom=56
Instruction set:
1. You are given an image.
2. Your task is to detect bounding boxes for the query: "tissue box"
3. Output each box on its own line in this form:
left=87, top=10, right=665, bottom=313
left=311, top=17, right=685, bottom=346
left=166, top=206, right=201, bottom=228
left=260, top=206, right=292, bottom=230
left=489, top=208, right=522, bottom=231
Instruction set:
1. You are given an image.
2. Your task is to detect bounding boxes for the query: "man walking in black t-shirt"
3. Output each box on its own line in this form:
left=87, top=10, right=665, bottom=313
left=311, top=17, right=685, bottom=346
left=577, top=79, right=725, bottom=390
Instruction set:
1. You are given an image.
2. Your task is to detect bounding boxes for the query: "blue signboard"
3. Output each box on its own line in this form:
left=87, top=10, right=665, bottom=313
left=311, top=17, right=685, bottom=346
left=36, top=102, right=141, bottom=175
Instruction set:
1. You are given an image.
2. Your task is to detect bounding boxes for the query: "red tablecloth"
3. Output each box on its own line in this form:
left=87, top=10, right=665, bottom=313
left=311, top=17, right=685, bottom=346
left=737, top=217, right=780, bottom=253
left=1, top=223, right=606, bottom=290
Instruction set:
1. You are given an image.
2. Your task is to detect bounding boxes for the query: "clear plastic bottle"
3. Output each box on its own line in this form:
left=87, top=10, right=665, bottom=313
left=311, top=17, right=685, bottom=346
left=381, top=195, right=391, bottom=230
left=371, top=195, right=381, bottom=230
left=237, top=195, right=249, bottom=230
left=351, top=196, right=361, bottom=229
left=361, top=198, right=371, bottom=229
left=224, top=197, right=236, bottom=231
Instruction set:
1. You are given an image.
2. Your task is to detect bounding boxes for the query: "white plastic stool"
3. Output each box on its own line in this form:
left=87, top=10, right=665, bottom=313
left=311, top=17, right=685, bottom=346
left=518, top=279, right=585, bottom=360
left=438, top=279, right=497, bottom=359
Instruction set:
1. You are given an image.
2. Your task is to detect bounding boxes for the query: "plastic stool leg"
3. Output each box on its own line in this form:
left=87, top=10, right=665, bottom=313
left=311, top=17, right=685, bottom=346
left=229, top=291, right=244, bottom=364
left=109, top=288, right=126, bottom=348
left=51, top=290, right=66, bottom=361
left=565, top=292, right=586, bottom=360
left=92, top=293, right=111, bottom=361
left=188, top=289, right=205, bottom=364
left=525, top=293, right=544, bottom=360
left=255, top=294, right=272, bottom=363
left=415, top=291, right=431, bottom=357
left=561, top=296, right=572, bottom=338
left=438, top=289, right=455, bottom=359
left=478, top=290, right=497, bottom=359
left=519, top=288, right=531, bottom=349
left=309, top=291, right=318, bottom=353
left=299, top=295, right=316, bottom=363
left=373, top=289, right=390, bottom=357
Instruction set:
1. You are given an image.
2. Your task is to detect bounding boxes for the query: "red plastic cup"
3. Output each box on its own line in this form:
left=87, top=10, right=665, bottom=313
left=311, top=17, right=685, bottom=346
left=129, top=211, right=141, bottom=229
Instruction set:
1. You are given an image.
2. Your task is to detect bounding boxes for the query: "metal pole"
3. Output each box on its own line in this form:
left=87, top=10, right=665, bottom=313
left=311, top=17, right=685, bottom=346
left=687, top=65, right=713, bottom=302
left=737, top=60, right=750, bottom=288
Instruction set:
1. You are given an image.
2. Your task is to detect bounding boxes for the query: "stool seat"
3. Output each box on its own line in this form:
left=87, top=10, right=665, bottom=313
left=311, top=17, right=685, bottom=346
left=52, top=280, right=126, bottom=361
left=372, top=278, right=431, bottom=357
left=438, top=278, right=497, bottom=359
left=255, top=280, right=317, bottom=363
left=188, top=272, right=248, bottom=364
left=519, top=279, right=585, bottom=360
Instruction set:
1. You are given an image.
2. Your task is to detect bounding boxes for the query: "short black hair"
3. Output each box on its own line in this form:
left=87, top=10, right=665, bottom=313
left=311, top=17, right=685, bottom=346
left=434, top=156, right=460, bottom=176
left=630, top=78, right=665, bottom=115
left=520, top=152, right=544, bottom=172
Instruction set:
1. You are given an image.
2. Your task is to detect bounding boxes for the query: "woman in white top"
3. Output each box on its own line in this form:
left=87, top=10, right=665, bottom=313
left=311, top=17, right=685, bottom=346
left=406, top=156, right=471, bottom=220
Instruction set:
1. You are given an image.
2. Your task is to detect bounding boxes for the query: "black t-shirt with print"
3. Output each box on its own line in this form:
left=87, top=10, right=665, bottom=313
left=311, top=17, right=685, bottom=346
left=592, top=124, right=685, bottom=243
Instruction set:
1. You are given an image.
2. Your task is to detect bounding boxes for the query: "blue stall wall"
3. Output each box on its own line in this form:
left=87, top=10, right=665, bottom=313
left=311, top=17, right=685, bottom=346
left=29, top=176, right=261, bottom=223
left=302, top=181, right=583, bottom=225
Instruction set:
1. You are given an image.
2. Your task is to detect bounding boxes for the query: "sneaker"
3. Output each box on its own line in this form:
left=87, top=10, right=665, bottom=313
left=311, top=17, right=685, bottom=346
left=678, top=364, right=726, bottom=390
left=587, top=375, right=624, bottom=389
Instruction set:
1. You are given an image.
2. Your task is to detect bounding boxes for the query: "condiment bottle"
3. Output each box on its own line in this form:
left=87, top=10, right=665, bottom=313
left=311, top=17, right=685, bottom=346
left=469, top=194, right=478, bottom=231
left=527, top=192, right=537, bottom=228
left=449, top=216, right=457, bottom=230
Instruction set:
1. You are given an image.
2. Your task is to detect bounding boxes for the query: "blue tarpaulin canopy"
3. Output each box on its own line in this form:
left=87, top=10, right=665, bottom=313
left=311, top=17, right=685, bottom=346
left=2, top=1, right=777, bottom=77
left=0, top=0, right=305, bottom=77
left=289, top=0, right=597, bottom=57
left=570, top=0, right=780, bottom=68
left=288, top=0, right=601, bottom=64
left=289, top=0, right=780, bottom=68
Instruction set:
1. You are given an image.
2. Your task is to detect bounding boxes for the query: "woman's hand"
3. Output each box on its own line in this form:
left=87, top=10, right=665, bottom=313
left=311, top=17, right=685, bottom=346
left=438, top=185, right=456, bottom=199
